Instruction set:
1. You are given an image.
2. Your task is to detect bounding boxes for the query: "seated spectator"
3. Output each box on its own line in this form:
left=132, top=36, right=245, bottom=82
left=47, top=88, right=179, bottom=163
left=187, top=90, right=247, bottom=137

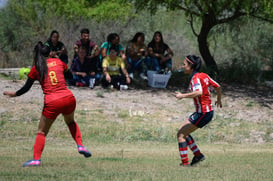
left=100, top=33, right=126, bottom=64
left=101, top=47, right=130, bottom=90
left=45, top=30, right=68, bottom=64
left=147, top=31, right=174, bottom=72
left=126, top=32, right=148, bottom=80
left=74, top=28, right=101, bottom=78
left=69, top=46, right=99, bottom=88
left=74, top=28, right=100, bottom=59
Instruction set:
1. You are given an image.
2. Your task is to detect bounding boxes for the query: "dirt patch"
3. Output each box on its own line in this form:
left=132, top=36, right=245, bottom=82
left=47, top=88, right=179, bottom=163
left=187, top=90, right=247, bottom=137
left=1, top=79, right=272, bottom=143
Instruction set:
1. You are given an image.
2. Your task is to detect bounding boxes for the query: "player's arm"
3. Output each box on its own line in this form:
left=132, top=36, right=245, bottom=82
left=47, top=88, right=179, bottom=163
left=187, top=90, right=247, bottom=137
left=3, top=78, right=35, bottom=97
left=208, top=76, right=222, bottom=108
left=215, top=86, right=222, bottom=108
left=174, top=91, right=202, bottom=100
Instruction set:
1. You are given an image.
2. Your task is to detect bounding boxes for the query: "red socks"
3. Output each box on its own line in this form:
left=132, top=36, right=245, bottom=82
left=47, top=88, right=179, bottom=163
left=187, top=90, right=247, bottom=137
left=186, top=135, right=201, bottom=157
left=178, top=142, right=189, bottom=165
left=68, top=121, right=83, bottom=146
left=33, top=132, right=45, bottom=160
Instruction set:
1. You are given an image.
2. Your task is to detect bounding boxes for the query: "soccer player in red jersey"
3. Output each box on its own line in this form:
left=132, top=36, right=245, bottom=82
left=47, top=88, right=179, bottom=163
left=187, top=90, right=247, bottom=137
left=3, top=42, right=91, bottom=167
left=173, top=55, right=222, bottom=166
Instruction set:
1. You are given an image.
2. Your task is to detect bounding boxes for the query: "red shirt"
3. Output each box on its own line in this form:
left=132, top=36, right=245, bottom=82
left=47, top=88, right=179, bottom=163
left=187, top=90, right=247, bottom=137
left=28, top=58, right=73, bottom=104
left=189, top=72, right=220, bottom=113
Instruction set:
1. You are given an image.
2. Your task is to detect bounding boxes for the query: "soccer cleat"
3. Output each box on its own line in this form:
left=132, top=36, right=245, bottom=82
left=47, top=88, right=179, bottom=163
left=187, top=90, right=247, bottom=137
left=78, top=145, right=92, bottom=158
left=22, top=159, right=41, bottom=167
left=190, top=153, right=205, bottom=166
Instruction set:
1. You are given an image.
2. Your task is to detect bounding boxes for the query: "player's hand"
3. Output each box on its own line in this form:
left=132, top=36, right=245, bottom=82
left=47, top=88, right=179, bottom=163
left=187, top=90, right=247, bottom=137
left=172, top=91, right=183, bottom=100
left=3, top=91, right=16, bottom=97
left=215, top=100, right=222, bottom=108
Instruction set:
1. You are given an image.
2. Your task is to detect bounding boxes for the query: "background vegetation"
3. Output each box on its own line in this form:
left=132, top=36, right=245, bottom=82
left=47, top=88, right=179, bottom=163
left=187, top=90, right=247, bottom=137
left=0, top=0, right=272, bottom=83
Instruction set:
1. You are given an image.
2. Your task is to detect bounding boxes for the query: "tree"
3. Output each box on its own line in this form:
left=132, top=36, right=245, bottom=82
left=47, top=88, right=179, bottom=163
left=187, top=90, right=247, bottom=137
left=132, top=0, right=273, bottom=74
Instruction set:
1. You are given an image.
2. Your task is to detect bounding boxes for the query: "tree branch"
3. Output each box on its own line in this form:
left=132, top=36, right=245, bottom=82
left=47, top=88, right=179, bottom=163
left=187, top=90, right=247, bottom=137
left=176, top=4, right=201, bottom=17
left=215, top=0, right=233, bottom=16
left=250, top=14, right=273, bottom=23
left=188, top=13, right=199, bottom=37
left=217, top=10, right=246, bottom=25
left=193, top=0, right=203, bottom=14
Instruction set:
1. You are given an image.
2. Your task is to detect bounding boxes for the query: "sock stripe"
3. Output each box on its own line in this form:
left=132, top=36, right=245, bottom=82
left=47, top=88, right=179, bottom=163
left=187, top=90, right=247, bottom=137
left=189, top=143, right=196, bottom=149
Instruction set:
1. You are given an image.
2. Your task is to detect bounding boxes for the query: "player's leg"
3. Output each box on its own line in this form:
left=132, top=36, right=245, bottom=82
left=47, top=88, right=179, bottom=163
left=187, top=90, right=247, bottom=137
left=22, top=115, right=55, bottom=167
left=186, top=135, right=205, bottom=166
left=64, top=111, right=92, bottom=158
left=186, top=112, right=214, bottom=165
left=177, top=120, right=198, bottom=166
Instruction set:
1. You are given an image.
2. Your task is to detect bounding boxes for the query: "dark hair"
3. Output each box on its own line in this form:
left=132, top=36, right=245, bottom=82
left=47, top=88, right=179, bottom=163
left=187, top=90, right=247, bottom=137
left=149, top=31, right=165, bottom=52
left=78, top=45, right=87, bottom=51
left=47, top=30, right=59, bottom=43
left=34, top=42, right=50, bottom=82
left=107, top=33, right=119, bottom=44
left=80, top=28, right=90, bottom=34
left=130, top=32, right=145, bottom=43
left=109, top=46, right=118, bottom=53
left=49, top=30, right=59, bottom=39
left=186, top=55, right=202, bottom=72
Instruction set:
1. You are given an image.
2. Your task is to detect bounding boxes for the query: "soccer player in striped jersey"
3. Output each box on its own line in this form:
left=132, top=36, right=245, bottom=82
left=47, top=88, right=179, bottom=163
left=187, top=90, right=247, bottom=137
left=173, top=55, right=222, bottom=166
left=3, top=42, right=91, bottom=167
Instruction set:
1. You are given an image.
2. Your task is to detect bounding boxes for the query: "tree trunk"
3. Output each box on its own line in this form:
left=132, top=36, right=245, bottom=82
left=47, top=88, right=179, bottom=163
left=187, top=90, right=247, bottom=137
left=198, top=14, right=219, bottom=75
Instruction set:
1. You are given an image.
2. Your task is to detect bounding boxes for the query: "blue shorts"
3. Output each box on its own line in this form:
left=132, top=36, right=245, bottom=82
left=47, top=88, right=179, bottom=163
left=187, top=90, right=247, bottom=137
left=189, top=111, right=214, bottom=128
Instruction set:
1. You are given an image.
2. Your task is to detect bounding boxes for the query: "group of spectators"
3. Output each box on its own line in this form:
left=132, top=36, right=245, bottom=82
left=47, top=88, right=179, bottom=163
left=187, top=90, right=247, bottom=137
left=45, top=28, right=174, bottom=90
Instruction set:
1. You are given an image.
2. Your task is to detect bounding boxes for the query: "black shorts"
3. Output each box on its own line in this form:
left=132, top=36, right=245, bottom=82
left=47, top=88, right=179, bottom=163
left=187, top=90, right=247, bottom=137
left=189, top=111, right=214, bottom=128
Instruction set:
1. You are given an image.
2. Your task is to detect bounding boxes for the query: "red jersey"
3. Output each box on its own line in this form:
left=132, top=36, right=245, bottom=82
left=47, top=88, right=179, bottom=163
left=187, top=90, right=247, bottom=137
left=28, top=58, right=73, bottom=104
left=189, top=72, right=220, bottom=113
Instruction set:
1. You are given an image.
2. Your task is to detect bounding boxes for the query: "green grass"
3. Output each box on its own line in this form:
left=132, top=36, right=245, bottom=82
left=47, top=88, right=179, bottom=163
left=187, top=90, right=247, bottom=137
left=1, top=78, right=273, bottom=180
left=0, top=139, right=272, bottom=181
left=0, top=114, right=272, bottom=181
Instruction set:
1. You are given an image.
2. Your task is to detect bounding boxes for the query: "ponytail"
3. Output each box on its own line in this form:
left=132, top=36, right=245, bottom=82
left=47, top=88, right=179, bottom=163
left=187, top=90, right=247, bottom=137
left=33, top=42, right=50, bottom=82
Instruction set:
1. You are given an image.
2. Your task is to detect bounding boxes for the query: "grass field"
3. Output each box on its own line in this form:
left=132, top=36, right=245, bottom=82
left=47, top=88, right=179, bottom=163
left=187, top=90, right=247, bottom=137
left=1, top=110, right=273, bottom=181
left=0, top=78, right=273, bottom=180
left=0, top=139, right=273, bottom=181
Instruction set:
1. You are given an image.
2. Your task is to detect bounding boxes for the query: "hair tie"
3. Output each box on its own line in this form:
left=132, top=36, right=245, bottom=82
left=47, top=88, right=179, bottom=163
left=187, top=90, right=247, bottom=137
left=186, top=57, right=194, bottom=64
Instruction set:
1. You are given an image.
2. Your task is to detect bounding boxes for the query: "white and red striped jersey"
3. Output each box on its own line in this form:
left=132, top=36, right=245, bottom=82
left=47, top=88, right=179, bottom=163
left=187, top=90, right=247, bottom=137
left=188, top=72, right=220, bottom=113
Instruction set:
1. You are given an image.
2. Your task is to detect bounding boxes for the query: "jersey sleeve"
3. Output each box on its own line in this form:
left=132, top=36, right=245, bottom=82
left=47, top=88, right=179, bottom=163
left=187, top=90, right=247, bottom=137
left=89, top=40, right=96, bottom=48
left=191, top=76, right=202, bottom=92
left=118, top=44, right=124, bottom=51
left=61, top=61, right=67, bottom=71
left=28, top=66, right=39, bottom=80
left=101, top=42, right=108, bottom=49
left=208, top=75, right=220, bottom=88
left=102, top=57, right=109, bottom=68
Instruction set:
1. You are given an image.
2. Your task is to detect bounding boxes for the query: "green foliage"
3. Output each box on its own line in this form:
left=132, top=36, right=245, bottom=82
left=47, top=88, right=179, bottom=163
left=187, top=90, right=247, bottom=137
left=32, top=0, right=133, bottom=21
left=210, top=18, right=273, bottom=83
left=87, top=0, right=133, bottom=21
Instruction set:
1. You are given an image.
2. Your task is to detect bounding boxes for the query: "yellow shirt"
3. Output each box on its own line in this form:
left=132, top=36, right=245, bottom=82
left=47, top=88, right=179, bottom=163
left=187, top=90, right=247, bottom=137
left=102, top=56, right=125, bottom=76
